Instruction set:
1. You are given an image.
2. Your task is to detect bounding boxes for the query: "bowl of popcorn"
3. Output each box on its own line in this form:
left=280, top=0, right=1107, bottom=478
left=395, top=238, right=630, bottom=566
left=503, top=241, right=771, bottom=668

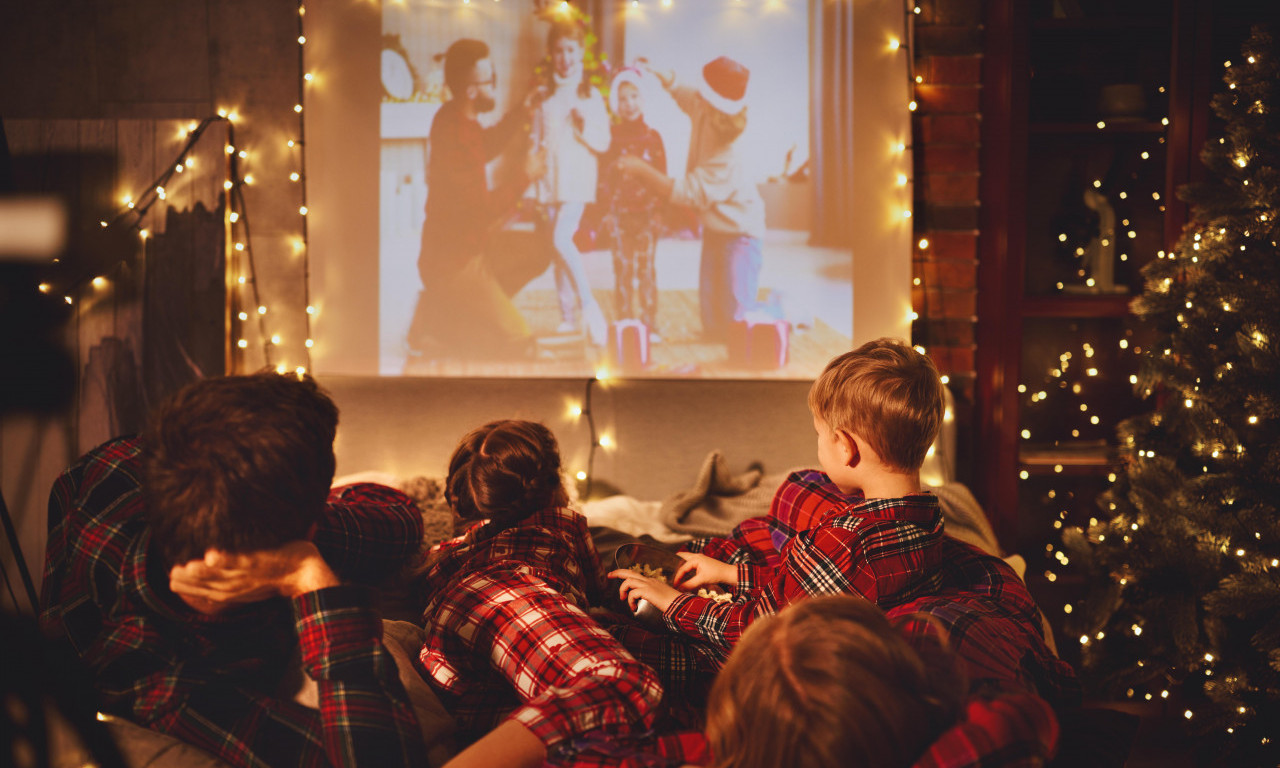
left=612, top=542, right=732, bottom=626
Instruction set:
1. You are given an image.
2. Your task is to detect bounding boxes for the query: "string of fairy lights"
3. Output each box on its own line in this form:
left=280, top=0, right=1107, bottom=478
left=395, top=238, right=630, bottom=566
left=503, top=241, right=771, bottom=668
left=46, top=0, right=923, bottom=492
left=40, top=3, right=316, bottom=377
left=1027, top=48, right=1278, bottom=738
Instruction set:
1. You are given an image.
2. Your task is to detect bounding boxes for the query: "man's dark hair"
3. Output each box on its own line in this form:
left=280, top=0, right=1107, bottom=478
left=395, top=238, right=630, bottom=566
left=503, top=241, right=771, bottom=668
left=143, top=372, right=339, bottom=567
left=443, top=38, right=490, bottom=97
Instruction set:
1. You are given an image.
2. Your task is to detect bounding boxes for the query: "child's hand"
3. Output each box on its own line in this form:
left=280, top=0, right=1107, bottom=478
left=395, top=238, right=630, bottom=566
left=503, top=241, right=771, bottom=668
left=525, top=148, right=547, bottom=181
left=633, top=57, right=672, bottom=89
left=672, top=553, right=735, bottom=590
left=523, top=84, right=549, bottom=110
left=609, top=568, right=681, bottom=614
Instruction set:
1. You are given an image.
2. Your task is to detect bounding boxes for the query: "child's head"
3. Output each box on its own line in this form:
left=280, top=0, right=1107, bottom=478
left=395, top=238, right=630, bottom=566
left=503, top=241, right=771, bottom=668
left=705, top=595, right=965, bottom=768
left=446, top=419, right=568, bottom=530
left=807, top=338, right=944, bottom=475
left=547, top=20, right=585, bottom=79
left=609, top=69, right=645, bottom=122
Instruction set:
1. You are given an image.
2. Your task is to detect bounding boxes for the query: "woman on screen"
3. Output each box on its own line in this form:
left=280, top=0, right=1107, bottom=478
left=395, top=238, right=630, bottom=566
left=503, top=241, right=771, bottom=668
left=531, top=18, right=611, bottom=347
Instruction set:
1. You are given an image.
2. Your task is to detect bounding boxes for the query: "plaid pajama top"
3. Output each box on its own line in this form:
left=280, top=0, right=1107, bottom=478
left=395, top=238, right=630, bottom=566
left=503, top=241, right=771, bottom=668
left=38, top=435, right=428, bottom=768
left=668, top=474, right=947, bottom=652
left=417, top=507, right=662, bottom=753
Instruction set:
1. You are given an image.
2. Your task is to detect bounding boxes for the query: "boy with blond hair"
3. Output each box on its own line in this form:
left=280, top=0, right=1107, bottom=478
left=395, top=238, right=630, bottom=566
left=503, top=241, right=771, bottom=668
left=611, top=338, right=1076, bottom=716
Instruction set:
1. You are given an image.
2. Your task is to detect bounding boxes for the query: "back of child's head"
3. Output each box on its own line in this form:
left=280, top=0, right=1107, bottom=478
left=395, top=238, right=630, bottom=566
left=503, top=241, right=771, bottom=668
left=808, top=338, right=944, bottom=474
left=446, top=419, right=568, bottom=530
left=705, top=595, right=965, bottom=768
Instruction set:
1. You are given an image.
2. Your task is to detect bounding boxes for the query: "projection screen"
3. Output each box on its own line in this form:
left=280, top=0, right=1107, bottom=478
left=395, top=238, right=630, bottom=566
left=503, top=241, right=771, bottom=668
left=307, top=0, right=912, bottom=379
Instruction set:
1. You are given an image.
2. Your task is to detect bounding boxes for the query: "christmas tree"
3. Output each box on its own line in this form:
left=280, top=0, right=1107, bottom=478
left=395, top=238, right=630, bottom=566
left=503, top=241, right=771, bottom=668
left=1063, top=25, right=1280, bottom=766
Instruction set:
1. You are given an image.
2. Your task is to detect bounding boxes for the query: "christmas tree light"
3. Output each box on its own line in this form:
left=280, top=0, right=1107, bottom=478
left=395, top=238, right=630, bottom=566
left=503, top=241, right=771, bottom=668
left=1062, top=27, right=1280, bottom=767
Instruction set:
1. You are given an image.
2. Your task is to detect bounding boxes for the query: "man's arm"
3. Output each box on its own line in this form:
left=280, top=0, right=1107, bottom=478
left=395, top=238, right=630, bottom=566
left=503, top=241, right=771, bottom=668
left=168, top=552, right=429, bottom=768
left=310, top=483, right=425, bottom=585
left=40, top=436, right=145, bottom=655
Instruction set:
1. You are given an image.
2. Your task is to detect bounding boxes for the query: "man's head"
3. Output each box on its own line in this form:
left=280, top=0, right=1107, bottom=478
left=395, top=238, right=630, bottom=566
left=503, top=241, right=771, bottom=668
left=144, top=372, right=339, bottom=568
left=697, top=55, right=750, bottom=142
left=705, top=595, right=965, bottom=768
left=808, top=338, right=944, bottom=476
left=443, top=38, right=496, bottom=113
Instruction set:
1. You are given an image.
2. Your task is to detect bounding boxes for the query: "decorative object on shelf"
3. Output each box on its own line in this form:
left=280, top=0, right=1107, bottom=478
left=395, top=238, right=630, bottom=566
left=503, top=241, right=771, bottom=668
left=1097, top=83, right=1147, bottom=121
left=1062, top=26, right=1280, bottom=767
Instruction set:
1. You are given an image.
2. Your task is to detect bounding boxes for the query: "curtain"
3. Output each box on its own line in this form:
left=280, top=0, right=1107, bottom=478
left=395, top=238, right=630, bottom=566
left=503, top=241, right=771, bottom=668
left=810, top=0, right=855, bottom=247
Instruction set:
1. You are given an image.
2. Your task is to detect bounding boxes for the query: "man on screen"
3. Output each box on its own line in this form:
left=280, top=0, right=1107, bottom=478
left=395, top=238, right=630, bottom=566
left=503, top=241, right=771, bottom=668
left=407, top=38, right=545, bottom=360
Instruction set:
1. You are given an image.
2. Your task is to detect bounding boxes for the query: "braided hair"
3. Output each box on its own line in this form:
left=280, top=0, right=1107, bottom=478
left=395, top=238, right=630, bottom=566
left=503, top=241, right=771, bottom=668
left=446, top=420, right=569, bottom=531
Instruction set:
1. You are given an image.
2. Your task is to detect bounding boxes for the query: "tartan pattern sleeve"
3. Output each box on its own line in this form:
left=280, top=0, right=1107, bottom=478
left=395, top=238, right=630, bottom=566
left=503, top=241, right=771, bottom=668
left=420, top=568, right=662, bottom=751
left=546, top=729, right=710, bottom=768
left=312, top=482, right=425, bottom=586
left=292, top=586, right=427, bottom=766
left=40, top=436, right=146, bottom=658
left=911, top=694, right=1059, bottom=768
left=664, top=495, right=946, bottom=651
left=39, top=436, right=431, bottom=768
left=891, top=539, right=1081, bottom=709
left=684, top=469, right=858, bottom=570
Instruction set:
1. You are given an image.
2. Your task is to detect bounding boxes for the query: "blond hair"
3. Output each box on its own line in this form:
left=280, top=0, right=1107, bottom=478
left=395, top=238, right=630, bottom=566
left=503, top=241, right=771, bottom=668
left=705, top=596, right=965, bottom=768
left=807, top=338, right=944, bottom=473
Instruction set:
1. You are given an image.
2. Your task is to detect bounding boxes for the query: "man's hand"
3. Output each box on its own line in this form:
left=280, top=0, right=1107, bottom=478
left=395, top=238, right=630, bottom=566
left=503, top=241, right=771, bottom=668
left=169, top=541, right=340, bottom=615
left=672, top=553, right=735, bottom=591
left=608, top=568, right=681, bottom=614
left=615, top=154, right=648, bottom=176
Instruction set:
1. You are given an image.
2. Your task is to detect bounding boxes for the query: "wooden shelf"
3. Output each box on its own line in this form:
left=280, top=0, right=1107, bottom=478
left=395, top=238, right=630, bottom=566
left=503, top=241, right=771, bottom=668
left=1020, top=440, right=1116, bottom=474
left=1031, top=17, right=1169, bottom=33
left=1021, top=294, right=1135, bottom=318
left=1029, top=121, right=1167, bottom=135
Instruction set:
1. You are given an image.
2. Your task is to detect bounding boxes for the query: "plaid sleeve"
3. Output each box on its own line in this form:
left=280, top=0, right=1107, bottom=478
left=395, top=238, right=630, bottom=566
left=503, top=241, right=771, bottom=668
left=39, top=436, right=145, bottom=656
left=423, top=570, right=662, bottom=750
left=912, top=694, right=1059, bottom=768
left=768, top=470, right=855, bottom=532
left=684, top=470, right=852, bottom=568
left=151, top=587, right=427, bottom=768
left=547, top=729, right=710, bottom=767
left=311, top=483, right=425, bottom=585
left=293, top=585, right=427, bottom=766
left=666, top=512, right=941, bottom=651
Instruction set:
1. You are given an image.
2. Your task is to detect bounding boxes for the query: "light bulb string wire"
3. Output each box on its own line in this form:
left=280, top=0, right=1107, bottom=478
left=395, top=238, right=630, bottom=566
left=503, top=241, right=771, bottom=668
left=100, top=116, right=224, bottom=232
left=296, top=0, right=313, bottom=370
left=584, top=377, right=598, bottom=500
left=227, top=121, right=272, bottom=367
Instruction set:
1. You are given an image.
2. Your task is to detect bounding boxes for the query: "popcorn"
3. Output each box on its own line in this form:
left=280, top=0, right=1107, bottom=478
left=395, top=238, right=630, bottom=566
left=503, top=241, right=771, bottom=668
left=631, top=562, right=731, bottom=602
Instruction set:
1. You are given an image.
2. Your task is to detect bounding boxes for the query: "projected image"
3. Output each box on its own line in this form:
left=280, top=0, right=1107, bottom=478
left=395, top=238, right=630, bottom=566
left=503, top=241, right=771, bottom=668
left=380, top=0, right=852, bottom=378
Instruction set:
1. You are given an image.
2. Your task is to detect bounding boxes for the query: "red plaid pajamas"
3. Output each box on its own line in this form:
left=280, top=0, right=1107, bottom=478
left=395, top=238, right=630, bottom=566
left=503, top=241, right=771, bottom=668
left=417, top=507, right=662, bottom=754
left=39, top=436, right=428, bottom=768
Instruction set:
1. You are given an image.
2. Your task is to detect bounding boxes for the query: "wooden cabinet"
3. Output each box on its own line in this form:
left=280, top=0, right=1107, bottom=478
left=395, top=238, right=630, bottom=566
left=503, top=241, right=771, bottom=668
left=974, top=0, right=1213, bottom=635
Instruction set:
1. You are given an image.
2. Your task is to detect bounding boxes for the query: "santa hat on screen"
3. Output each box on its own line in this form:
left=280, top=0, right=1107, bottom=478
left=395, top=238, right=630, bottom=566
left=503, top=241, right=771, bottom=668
left=699, top=55, right=750, bottom=116
left=608, top=67, right=645, bottom=115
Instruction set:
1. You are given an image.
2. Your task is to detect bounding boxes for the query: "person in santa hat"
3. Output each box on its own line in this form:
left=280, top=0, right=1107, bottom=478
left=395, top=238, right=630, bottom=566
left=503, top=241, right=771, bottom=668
left=619, top=55, right=779, bottom=344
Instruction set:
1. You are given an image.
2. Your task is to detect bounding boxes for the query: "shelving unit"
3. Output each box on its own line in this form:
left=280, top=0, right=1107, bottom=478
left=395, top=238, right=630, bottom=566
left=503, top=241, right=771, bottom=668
left=975, top=0, right=1212, bottom=644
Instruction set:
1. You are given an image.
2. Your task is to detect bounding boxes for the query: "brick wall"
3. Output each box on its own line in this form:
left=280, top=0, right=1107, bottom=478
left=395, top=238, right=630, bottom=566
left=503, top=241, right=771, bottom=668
left=911, top=0, right=983, bottom=481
